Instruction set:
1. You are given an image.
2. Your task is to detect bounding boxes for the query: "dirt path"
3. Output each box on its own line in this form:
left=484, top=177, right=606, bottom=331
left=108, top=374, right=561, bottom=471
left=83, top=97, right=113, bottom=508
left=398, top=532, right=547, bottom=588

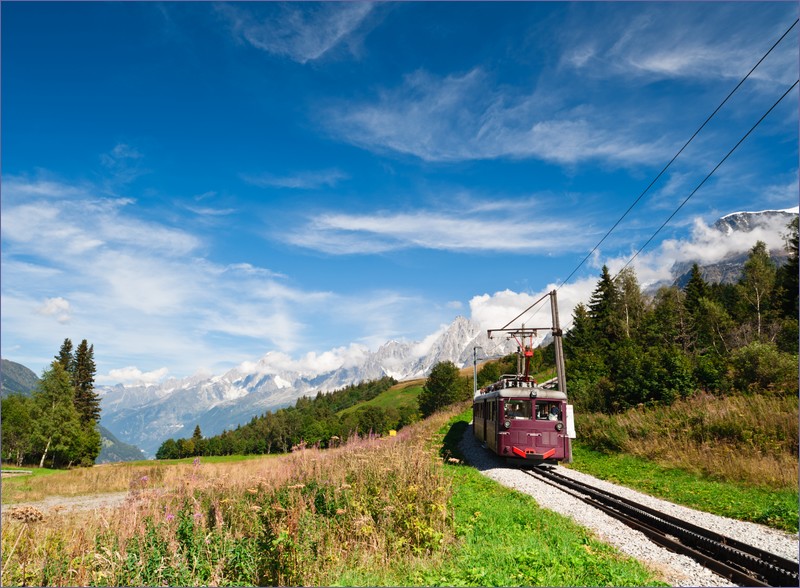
left=2, top=491, right=130, bottom=520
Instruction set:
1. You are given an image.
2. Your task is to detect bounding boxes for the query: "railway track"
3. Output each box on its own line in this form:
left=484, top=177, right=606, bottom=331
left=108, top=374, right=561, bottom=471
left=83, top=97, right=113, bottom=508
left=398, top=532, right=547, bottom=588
left=523, top=467, right=799, bottom=587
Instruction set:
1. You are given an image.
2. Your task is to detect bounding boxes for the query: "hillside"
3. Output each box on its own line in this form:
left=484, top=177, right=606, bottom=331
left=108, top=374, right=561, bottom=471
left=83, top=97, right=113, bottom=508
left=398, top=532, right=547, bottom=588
left=97, top=424, right=147, bottom=463
left=1, top=358, right=40, bottom=396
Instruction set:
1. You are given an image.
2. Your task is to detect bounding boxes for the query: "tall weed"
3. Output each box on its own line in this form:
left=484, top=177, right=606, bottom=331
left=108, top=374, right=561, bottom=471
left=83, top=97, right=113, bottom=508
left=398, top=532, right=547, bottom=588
left=577, top=393, right=798, bottom=489
left=1, top=415, right=456, bottom=586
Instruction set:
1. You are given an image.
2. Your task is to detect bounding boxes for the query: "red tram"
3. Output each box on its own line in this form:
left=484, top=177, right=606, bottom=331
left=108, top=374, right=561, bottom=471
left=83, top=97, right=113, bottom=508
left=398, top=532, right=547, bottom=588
left=473, top=290, right=575, bottom=465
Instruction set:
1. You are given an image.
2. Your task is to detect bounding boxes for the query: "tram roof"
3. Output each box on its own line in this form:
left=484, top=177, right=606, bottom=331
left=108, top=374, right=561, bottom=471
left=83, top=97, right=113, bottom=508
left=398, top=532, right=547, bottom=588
left=474, top=387, right=567, bottom=402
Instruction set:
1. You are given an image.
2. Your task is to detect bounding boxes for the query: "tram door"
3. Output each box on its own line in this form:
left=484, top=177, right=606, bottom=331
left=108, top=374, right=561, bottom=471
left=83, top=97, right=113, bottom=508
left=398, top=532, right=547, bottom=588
left=534, top=400, right=566, bottom=457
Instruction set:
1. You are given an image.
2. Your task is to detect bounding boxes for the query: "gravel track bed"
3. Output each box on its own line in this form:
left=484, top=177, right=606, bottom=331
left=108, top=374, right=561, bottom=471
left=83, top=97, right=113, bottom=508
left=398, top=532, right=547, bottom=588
left=459, top=424, right=799, bottom=587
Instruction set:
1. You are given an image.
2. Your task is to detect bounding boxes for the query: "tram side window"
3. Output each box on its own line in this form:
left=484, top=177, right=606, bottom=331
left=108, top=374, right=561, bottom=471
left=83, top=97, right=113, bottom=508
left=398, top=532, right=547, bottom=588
left=504, top=399, right=532, bottom=419
left=536, top=401, right=562, bottom=421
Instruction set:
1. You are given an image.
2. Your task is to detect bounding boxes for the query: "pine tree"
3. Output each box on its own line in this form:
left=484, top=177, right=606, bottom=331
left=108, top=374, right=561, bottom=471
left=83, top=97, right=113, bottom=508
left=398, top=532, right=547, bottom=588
left=55, top=338, right=74, bottom=371
left=588, top=265, right=621, bottom=343
left=73, top=339, right=101, bottom=424
left=683, top=263, right=708, bottom=316
left=775, top=217, right=798, bottom=319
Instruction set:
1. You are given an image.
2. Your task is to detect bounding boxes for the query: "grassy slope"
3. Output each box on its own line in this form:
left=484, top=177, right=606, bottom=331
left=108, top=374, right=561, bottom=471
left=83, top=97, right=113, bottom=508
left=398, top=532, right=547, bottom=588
left=337, top=378, right=424, bottom=415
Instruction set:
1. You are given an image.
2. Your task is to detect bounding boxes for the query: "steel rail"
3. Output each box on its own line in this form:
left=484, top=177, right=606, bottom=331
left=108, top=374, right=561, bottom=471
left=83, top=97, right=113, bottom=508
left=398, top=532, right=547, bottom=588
left=523, top=467, right=798, bottom=587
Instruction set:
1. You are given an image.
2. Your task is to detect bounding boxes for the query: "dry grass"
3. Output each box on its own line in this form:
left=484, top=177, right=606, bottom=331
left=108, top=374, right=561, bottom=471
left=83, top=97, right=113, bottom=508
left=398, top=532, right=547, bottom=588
left=1, top=409, right=459, bottom=586
left=578, top=393, right=799, bottom=489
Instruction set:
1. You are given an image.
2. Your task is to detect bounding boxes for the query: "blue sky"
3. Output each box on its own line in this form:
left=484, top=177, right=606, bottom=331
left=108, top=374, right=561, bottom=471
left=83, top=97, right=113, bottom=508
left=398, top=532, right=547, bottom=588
left=2, top=1, right=798, bottom=384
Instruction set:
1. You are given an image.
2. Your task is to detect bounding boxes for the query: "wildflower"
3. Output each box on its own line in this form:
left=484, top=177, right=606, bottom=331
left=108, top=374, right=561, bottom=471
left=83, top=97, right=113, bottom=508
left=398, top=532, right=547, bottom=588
left=140, top=475, right=149, bottom=483
left=194, top=512, right=203, bottom=520
left=193, top=457, right=201, bottom=466
left=166, top=513, right=175, bottom=521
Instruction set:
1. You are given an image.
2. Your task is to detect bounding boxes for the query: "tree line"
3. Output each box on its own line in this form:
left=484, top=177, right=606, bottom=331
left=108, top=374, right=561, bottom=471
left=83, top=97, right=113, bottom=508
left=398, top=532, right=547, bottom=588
left=1, top=339, right=101, bottom=467
left=155, top=377, right=407, bottom=459
left=564, top=219, right=798, bottom=414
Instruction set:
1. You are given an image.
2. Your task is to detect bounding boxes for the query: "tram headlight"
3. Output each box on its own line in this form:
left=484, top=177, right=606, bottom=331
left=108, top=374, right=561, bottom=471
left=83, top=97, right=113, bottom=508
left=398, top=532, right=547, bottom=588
left=555, top=422, right=564, bottom=432
left=504, top=420, right=511, bottom=429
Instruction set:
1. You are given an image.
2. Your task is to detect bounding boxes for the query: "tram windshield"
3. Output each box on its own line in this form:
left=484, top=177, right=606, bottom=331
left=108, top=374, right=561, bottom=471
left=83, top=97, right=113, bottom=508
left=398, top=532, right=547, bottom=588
left=536, top=401, right=562, bottom=421
left=504, top=400, right=532, bottom=420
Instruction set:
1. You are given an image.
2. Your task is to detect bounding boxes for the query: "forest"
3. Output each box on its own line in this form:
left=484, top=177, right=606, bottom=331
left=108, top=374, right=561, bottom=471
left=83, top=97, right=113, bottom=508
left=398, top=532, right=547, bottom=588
left=564, top=222, right=798, bottom=413
left=155, top=376, right=406, bottom=459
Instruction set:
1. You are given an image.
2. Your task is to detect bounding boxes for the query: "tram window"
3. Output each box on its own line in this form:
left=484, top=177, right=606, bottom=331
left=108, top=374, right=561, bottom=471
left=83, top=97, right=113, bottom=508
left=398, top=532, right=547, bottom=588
left=536, top=401, right=562, bottom=421
left=504, top=400, right=532, bottom=419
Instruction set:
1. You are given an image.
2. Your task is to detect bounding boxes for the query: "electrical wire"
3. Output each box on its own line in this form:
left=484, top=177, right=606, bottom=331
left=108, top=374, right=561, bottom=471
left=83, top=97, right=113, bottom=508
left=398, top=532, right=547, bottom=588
left=556, top=18, right=798, bottom=291
left=514, top=19, right=798, bottom=331
left=614, top=79, right=799, bottom=278
left=508, top=19, right=799, bottom=332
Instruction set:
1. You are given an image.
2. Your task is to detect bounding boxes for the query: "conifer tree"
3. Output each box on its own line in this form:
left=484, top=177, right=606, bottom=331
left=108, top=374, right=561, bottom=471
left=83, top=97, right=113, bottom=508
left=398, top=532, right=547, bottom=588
left=683, top=263, right=708, bottom=316
left=55, top=338, right=74, bottom=371
left=775, top=217, right=798, bottom=318
left=73, top=339, right=100, bottom=424
left=588, top=265, right=621, bottom=343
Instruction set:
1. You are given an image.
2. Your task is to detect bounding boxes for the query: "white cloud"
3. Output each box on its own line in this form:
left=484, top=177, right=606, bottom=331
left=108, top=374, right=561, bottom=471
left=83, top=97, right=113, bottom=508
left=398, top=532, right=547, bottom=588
left=0, top=177, right=337, bottom=377
left=284, top=204, right=589, bottom=255
left=100, top=366, right=169, bottom=385
left=561, top=4, right=797, bottom=86
left=36, top=297, right=72, bottom=324
left=468, top=279, right=597, bottom=344
left=99, top=143, right=149, bottom=184
left=220, top=2, right=374, bottom=64
left=324, top=67, right=670, bottom=166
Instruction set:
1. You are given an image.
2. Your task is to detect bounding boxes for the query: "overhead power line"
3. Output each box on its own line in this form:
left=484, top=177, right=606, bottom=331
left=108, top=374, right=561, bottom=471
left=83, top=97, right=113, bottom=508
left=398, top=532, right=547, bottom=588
left=509, top=18, right=798, bottom=332
left=556, top=17, right=799, bottom=291
left=614, top=79, right=799, bottom=278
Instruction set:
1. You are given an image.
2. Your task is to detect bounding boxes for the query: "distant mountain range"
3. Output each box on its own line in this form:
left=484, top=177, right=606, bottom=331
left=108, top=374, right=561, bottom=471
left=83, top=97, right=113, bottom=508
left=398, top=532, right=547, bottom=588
left=97, top=316, right=522, bottom=456
left=6, top=208, right=797, bottom=459
left=669, top=209, right=796, bottom=288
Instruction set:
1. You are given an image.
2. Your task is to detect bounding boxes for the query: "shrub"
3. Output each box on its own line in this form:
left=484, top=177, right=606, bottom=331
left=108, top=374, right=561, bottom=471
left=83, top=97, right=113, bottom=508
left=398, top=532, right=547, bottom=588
left=730, top=341, right=799, bottom=395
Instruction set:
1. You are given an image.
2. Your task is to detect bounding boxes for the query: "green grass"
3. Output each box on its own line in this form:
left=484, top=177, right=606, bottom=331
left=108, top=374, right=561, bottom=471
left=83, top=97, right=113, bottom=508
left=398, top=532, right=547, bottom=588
left=334, top=408, right=666, bottom=587
left=338, top=380, right=423, bottom=415
left=135, top=453, right=271, bottom=466
left=568, top=444, right=799, bottom=533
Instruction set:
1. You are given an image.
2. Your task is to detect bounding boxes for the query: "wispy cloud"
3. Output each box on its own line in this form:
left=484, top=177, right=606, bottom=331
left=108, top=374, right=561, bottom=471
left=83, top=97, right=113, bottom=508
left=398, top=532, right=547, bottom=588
left=1, top=174, right=434, bottom=382
left=219, top=2, right=374, bottom=64
left=283, top=196, right=593, bottom=255
left=99, top=143, right=150, bottom=184
left=242, top=168, right=348, bottom=190
left=323, top=68, right=671, bottom=165
left=561, top=4, right=798, bottom=86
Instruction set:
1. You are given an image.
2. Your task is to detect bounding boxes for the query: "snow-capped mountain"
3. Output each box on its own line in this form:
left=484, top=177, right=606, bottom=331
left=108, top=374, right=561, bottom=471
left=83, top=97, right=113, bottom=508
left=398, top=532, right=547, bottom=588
left=99, top=316, right=519, bottom=457
left=669, top=207, right=797, bottom=287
